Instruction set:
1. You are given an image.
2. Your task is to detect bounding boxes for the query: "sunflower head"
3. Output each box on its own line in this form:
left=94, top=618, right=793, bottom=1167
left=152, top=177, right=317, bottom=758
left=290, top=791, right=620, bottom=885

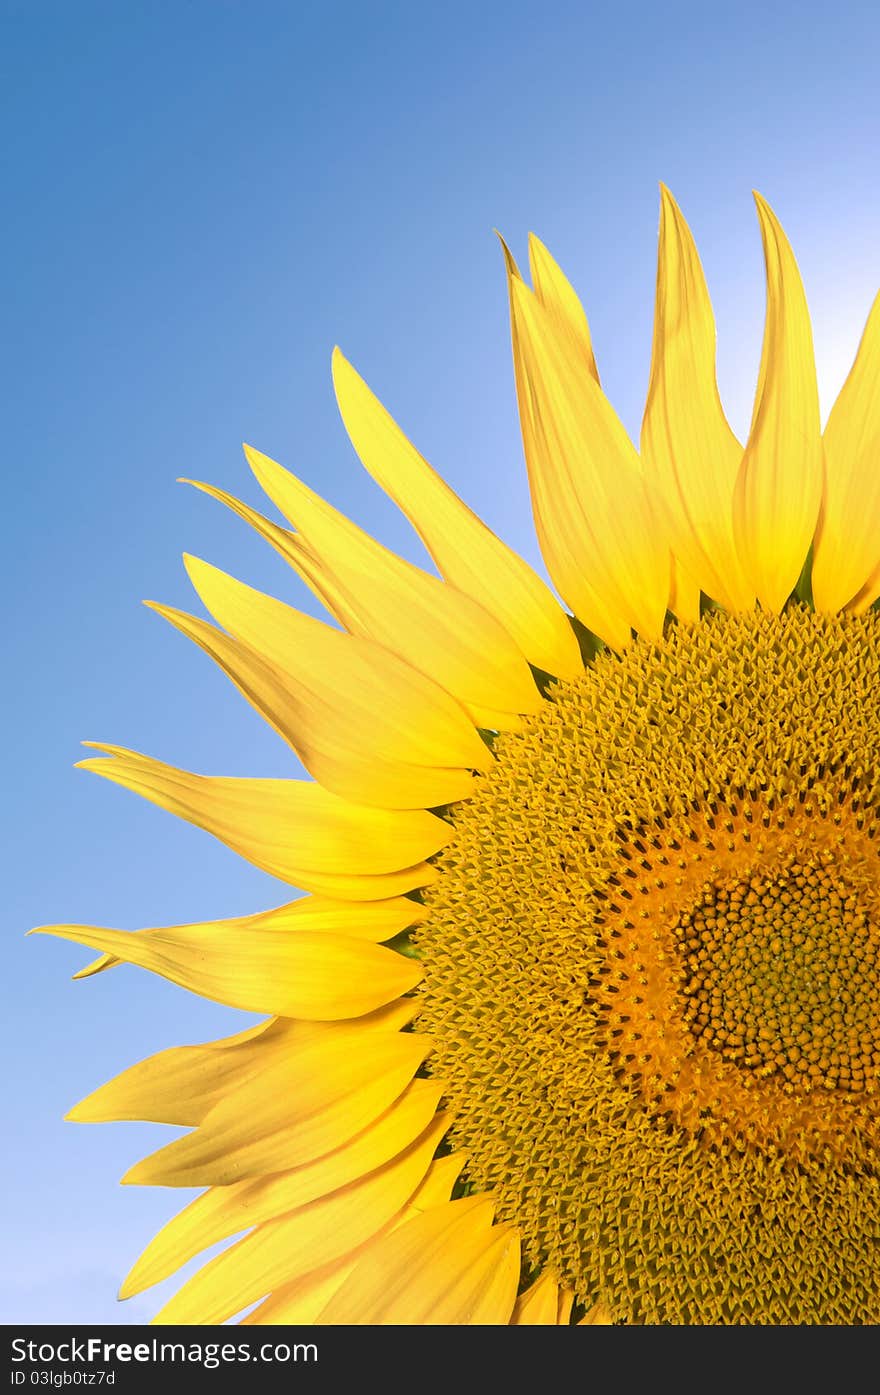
left=39, top=188, right=880, bottom=1324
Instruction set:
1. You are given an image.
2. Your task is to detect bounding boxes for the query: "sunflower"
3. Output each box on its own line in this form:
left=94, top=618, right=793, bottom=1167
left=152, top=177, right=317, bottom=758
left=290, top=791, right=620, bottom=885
left=38, top=188, right=880, bottom=1325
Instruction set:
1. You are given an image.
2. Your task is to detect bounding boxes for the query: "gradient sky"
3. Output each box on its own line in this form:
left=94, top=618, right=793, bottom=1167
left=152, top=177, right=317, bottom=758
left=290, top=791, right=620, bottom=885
left=5, top=0, right=880, bottom=1323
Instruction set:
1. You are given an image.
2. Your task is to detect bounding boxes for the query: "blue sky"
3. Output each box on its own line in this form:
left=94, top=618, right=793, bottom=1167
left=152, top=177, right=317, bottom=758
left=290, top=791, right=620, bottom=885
left=5, top=0, right=880, bottom=1322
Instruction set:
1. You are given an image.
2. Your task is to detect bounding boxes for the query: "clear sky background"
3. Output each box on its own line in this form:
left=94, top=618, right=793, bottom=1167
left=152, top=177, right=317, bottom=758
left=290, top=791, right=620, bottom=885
left=4, top=0, right=879, bottom=1323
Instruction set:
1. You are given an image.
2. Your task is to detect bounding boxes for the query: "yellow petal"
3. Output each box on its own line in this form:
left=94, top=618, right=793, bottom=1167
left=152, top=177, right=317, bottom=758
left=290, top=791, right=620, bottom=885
left=507, top=270, right=670, bottom=649
left=332, top=349, right=582, bottom=680
left=77, top=743, right=449, bottom=899
left=399, top=1152, right=467, bottom=1211
left=272, top=891, right=426, bottom=939
left=180, top=478, right=353, bottom=626
left=72, top=952, right=116, bottom=979
left=66, top=1018, right=297, bottom=1125
left=151, top=1111, right=448, bottom=1324
left=669, top=556, right=702, bottom=625
left=186, top=480, right=526, bottom=734
left=124, top=1016, right=429, bottom=1185
left=512, top=1269, right=574, bottom=1325
left=121, top=1080, right=445, bottom=1296
left=732, top=194, right=824, bottom=611
left=528, top=233, right=599, bottom=382
left=240, top=1256, right=362, bottom=1326
left=812, top=291, right=880, bottom=612
left=184, top=556, right=490, bottom=794
left=316, top=1197, right=520, bottom=1325
left=242, top=446, right=543, bottom=727
left=240, top=1152, right=465, bottom=1325
left=641, top=186, right=752, bottom=612
left=151, top=598, right=477, bottom=810
left=71, top=892, right=423, bottom=980
left=580, top=1298, right=615, bottom=1324
left=34, top=917, right=421, bottom=1020
left=556, top=1288, right=575, bottom=1325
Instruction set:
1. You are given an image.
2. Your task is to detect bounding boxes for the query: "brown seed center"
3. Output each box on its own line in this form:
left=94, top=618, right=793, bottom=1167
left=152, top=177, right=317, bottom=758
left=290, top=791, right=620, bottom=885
left=678, top=861, right=880, bottom=1091
left=595, top=804, right=880, bottom=1164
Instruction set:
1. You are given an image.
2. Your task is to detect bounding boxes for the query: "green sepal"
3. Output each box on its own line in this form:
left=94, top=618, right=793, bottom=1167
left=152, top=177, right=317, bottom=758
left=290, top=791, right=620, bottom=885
left=386, top=929, right=422, bottom=961
left=569, top=615, right=604, bottom=666
left=792, top=543, right=814, bottom=607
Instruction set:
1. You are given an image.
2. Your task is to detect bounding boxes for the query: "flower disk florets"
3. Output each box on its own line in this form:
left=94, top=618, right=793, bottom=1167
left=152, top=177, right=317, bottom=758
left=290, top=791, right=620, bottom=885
left=420, top=607, right=880, bottom=1323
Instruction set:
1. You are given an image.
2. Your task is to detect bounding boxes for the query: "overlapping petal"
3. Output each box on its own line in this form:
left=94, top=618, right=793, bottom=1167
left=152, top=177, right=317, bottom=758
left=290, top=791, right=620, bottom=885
left=812, top=291, right=880, bottom=612
left=504, top=251, right=670, bottom=649
left=332, top=349, right=583, bottom=680
left=580, top=1299, right=614, bottom=1325
left=147, top=600, right=476, bottom=810
left=241, top=445, right=544, bottom=730
left=33, top=918, right=421, bottom=1020
left=77, top=744, right=449, bottom=898
left=528, top=233, right=599, bottom=381
left=641, top=186, right=752, bottom=613
left=71, top=892, right=422, bottom=979
left=152, top=1111, right=450, bottom=1324
left=180, top=558, right=492, bottom=807
left=512, top=1270, right=575, bottom=1325
left=123, top=1011, right=429, bottom=1186
left=240, top=1154, right=466, bottom=1325
left=121, top=1082, right=446, bottom=1297
left=315, top=1195, right=520, bottom=1324
left=66, top=1018, right=300, bottom=1126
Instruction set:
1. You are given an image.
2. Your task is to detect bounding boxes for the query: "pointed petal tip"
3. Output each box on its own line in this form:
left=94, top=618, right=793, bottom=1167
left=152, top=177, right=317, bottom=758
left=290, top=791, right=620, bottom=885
left=181, top=552, right=215, bottom=586
left=752, top=189, right=776, bottom=220
left=244, top=443, right=288, bottom=494
left=658, top=182, right=677, bottom=213
left=494, top=230, right=520, bottom=279
left=76, top=741, right=125, bottom=770
left=76, top=741, right=111, bottom=768
left=752, top=191, right=792, bottom=253
left=331, top=345, right=354, bottom=385
left=117, top=1266, right=146, bottom=1300
left=63, top=1100, right=94, bottom=1124
left=31, top=923, right=86, bottom=944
